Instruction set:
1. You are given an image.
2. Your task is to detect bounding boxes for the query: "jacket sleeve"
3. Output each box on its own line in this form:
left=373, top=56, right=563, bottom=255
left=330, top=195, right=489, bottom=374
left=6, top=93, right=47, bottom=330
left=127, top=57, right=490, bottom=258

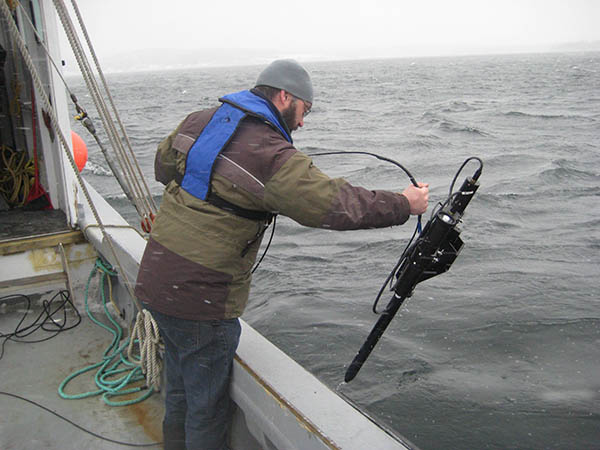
left=263, top=151, right=411, bottom=230
left=154, top=123, right=184, bottom=186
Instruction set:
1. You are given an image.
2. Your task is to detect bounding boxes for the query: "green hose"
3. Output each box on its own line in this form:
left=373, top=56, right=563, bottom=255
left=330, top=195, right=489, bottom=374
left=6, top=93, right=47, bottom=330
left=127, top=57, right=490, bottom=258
left=58, top=258, right=154, bottom=406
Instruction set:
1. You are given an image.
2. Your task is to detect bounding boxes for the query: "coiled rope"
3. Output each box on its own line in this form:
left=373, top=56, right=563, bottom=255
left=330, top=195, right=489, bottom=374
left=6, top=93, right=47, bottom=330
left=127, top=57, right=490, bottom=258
left=0, top=145, right=34, bottom=207
left=128, top=310, right=162, bottom=392
left=58, top=259, right=161, bottom=406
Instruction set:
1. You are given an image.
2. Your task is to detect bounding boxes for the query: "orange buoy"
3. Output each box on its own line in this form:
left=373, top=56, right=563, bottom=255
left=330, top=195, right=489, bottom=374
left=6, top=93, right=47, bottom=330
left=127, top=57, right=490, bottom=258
left=71, top=130, right=88, bottom=171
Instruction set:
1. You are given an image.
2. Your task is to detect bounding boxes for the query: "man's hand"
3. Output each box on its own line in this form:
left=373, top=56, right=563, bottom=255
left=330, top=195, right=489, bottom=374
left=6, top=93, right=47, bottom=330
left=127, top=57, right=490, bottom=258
left=402, top=182, right=429, bottom=215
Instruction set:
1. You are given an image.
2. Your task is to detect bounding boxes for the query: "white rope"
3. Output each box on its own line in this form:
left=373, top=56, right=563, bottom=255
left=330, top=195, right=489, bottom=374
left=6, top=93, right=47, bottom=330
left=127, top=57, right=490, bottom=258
left=52, top=0, right=156, bottom=219
left=68, top=0, right=158, bottom=214
left=129, top=310, right=162, bottom=391
left=54, top=1, right=141, bottom=212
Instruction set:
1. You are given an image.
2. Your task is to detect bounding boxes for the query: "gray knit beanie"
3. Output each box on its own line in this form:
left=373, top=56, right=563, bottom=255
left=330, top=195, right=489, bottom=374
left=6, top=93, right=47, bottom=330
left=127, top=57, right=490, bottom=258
left=255, top=59, right=313, bottom=104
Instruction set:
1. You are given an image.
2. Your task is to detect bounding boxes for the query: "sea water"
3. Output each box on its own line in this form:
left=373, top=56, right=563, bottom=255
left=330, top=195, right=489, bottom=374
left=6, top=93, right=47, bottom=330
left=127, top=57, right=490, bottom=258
left=70, top=52, right=600, bottom=449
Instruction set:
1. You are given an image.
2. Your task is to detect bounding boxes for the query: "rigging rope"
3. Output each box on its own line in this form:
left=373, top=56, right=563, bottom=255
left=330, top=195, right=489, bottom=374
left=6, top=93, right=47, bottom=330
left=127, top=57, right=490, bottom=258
left=46, top=0, right=157, bottom=224
left=68, top=0, right=157, bottom=214
left=53, top=0, right=152, bottom=219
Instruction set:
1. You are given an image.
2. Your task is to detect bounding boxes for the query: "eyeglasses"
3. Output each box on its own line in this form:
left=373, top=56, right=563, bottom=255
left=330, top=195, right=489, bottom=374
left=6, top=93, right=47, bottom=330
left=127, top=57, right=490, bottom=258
left=301, top=100, right=312, bottom=117
left=289, top=93, right=312, bottom=117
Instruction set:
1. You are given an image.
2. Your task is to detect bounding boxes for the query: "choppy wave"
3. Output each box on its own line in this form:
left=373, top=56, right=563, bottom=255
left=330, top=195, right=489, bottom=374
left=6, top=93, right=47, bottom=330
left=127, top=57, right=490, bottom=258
left=420, top=111, right=492, bottom=137
left=504, top=110, right=596, bottom=122
left=439, top=121, right=491, bottom=137
left=82, top=160, right=111, bottom=176
left=539, top=159, right=600, bottom=183
left=438, top=100, right=479, bottom=113
left=396, top=358, right=434, bottom=387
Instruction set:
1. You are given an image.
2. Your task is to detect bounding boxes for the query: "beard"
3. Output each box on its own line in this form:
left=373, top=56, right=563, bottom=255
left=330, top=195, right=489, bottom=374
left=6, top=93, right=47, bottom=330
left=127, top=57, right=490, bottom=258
left=281, top=101, right=298, bottom=132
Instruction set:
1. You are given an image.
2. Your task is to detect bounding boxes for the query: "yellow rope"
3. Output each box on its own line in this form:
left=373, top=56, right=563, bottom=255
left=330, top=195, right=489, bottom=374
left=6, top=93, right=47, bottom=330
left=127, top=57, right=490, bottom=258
left=0, top=145, right=34, bottom=207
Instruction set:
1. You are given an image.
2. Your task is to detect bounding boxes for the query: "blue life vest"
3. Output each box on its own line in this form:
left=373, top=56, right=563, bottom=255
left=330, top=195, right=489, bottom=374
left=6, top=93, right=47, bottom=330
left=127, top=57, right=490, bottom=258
left=181, top=90, right=292, bottom=201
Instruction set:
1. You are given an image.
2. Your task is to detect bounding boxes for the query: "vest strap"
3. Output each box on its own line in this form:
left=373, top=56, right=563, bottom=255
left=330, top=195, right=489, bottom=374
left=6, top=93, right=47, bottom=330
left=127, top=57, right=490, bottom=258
left=207, top=192, right=275, bottom=222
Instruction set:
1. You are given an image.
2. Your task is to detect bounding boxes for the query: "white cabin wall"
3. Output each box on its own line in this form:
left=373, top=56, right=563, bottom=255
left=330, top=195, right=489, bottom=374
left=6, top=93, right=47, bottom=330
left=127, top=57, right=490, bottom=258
left=37, top=0, right=77, bottom=224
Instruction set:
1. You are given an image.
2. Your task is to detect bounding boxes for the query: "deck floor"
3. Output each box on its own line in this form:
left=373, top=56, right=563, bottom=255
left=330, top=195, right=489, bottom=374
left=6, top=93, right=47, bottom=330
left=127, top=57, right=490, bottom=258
left=0, top=209, right=72, bottom=241
left=0, top=298, right=164, bottom=449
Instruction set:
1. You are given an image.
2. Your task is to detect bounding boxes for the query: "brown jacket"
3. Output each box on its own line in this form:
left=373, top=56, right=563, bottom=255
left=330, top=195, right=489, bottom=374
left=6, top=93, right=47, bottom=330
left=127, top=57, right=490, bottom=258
left=135, top=103, right=411, bottom=320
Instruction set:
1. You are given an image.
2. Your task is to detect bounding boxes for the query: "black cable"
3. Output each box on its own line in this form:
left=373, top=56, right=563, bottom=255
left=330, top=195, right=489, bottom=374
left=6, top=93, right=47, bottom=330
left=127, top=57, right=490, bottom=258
left=428, top=157, right=484, bottom=221
left=0, top=290, right=81, bottom=361
left=0, top=391, right=161, bottom=447
left=252, top=216, right=277, bottom=273
left=372, top=223, right=420, bottom=314
left=309, top=150, right=424, bottom=233
left=448, top=156, right=483, bottom=197
left=370, top=156, right=484, bottom=315
left=307, top=150, right=418, bottom=185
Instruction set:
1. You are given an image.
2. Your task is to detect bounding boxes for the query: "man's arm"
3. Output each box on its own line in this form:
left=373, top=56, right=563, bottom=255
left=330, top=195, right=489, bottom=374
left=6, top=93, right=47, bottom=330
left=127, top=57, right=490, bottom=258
left=263, top=151, right=427, bottom=230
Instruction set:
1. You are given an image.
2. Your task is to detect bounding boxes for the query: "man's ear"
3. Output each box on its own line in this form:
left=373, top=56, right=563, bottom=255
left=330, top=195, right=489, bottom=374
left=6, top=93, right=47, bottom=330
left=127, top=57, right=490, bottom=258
left=272, top=89, right=291, bottom=110
left=278, top=89, right=286, bottom=102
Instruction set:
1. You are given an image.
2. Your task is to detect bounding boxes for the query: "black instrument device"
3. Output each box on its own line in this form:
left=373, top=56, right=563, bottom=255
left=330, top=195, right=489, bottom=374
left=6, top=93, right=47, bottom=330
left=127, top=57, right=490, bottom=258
left=344, top=157, right=483, bottom=382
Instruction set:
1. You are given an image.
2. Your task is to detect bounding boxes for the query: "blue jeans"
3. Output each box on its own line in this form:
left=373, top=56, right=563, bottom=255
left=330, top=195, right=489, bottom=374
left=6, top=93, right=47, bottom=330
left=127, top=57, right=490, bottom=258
left=146, top=306, right=241, bottom=450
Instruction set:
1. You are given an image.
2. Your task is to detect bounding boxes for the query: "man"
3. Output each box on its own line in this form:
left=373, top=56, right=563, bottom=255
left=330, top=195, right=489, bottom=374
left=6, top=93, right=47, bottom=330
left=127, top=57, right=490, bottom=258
left=135, top=59, right=429, bottom=450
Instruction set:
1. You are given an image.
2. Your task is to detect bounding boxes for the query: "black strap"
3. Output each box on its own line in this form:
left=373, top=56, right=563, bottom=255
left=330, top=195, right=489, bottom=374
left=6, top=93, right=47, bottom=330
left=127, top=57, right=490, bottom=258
left=206, top=192, right=274, bottom=222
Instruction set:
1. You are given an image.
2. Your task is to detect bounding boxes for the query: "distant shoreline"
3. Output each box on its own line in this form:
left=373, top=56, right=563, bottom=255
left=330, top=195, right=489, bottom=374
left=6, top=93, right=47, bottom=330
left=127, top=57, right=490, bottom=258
left=62, top=45, right=600, bottom=77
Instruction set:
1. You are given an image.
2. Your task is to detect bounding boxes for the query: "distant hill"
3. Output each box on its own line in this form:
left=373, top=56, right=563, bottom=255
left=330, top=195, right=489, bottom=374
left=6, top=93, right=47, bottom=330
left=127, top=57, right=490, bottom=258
left=62, top=48, right=286, bottom=75
left=551, top=40, right=600, bottom=52
left=62, top=42, right=600, bottom=75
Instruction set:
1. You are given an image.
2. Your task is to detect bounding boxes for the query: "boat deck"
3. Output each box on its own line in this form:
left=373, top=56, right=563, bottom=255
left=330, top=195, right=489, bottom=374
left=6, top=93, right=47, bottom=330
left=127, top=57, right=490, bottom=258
left=0, top=209, right=72, bottom=242
left=0, top=208, right=86, bottom=259
left=0, top=300, right=164, bottom=449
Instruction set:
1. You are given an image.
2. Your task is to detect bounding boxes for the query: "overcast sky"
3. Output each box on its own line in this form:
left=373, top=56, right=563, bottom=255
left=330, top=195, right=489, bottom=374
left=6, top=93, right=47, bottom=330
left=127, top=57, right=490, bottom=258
left=60, top=0, right=599, bottom=66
